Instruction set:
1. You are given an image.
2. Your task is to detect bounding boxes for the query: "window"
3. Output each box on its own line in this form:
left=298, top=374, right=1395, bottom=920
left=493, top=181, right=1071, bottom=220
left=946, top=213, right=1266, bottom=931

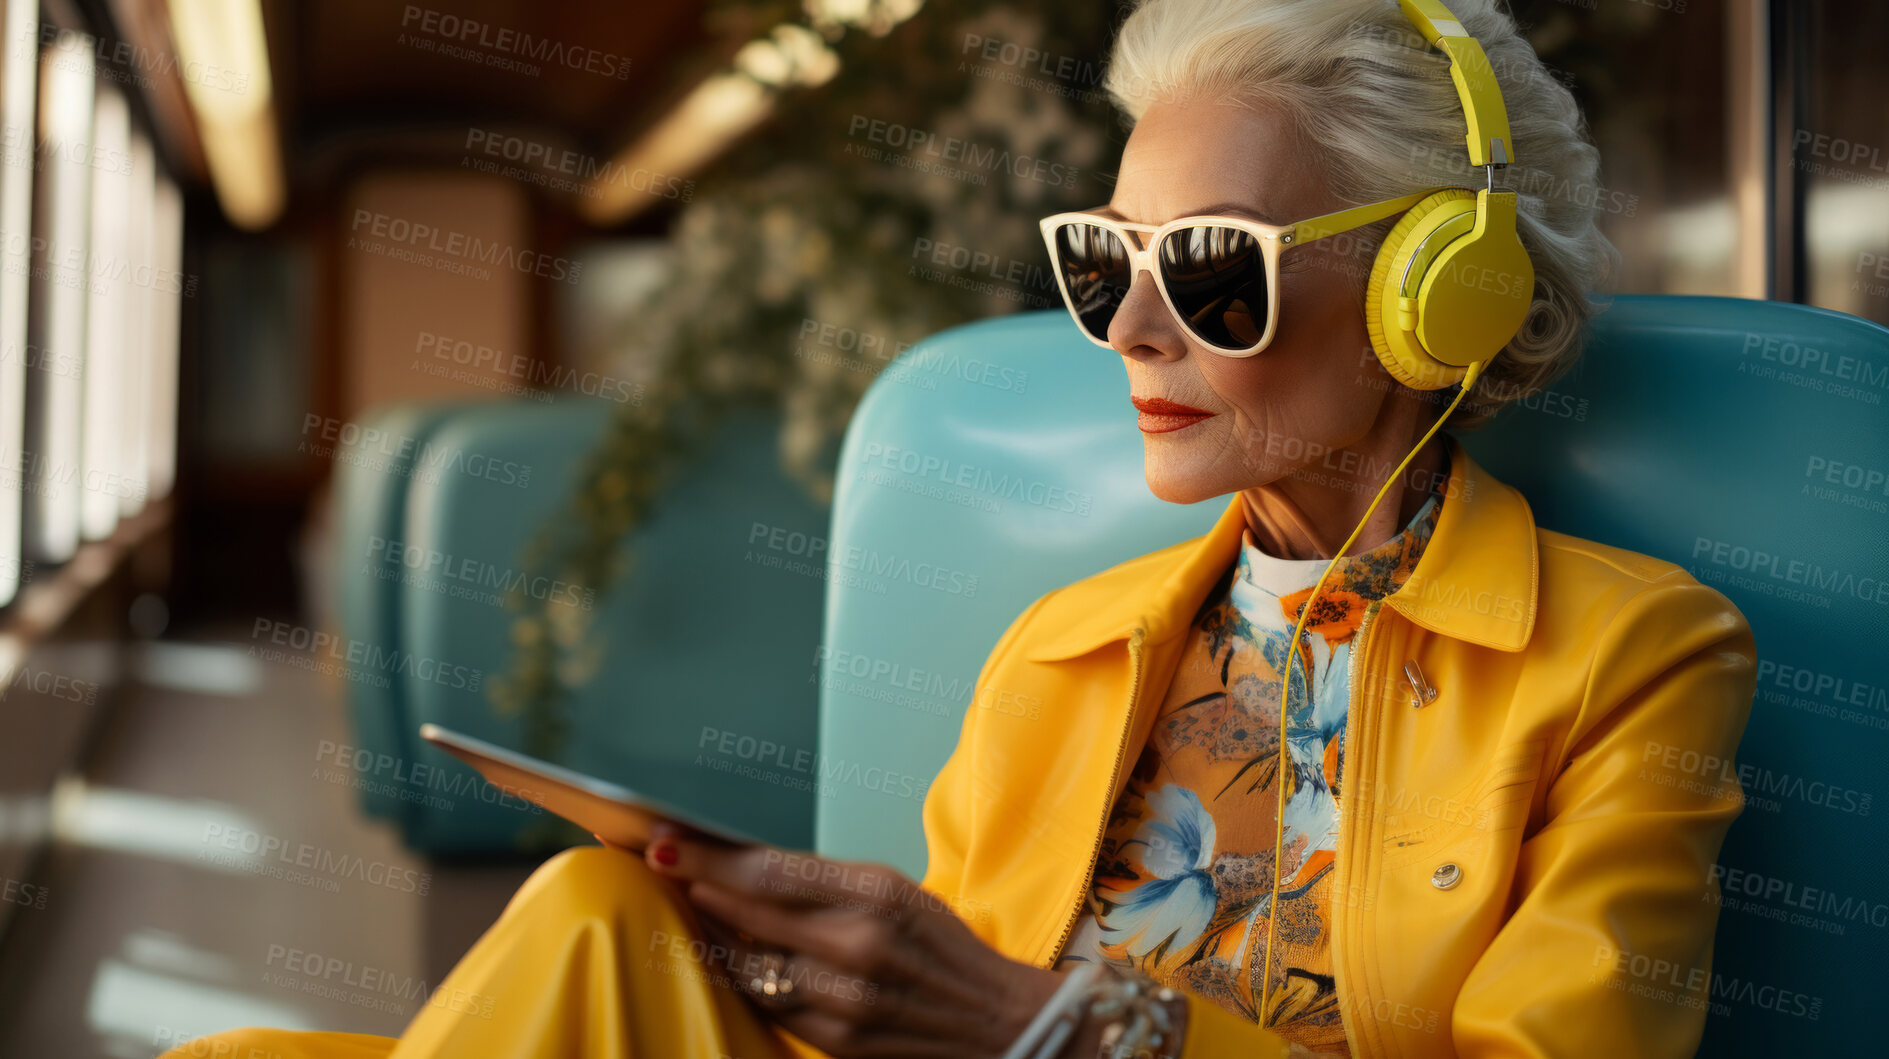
left=2, top=17, right=186, bottom=596
left=24, top=28, right=92, bottom=565
left=81, top=80, right=129, bottom=542
left=0, top=0, right=37, bottom=607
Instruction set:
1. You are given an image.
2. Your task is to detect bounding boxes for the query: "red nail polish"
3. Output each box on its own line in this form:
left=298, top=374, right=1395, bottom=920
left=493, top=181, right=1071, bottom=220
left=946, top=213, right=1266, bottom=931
left=653, top=842, right=679, bottom=867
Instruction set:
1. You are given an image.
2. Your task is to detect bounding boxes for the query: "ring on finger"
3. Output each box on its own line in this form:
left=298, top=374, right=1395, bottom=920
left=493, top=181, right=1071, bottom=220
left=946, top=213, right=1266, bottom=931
left=751, top=952, right=800, bottom=1006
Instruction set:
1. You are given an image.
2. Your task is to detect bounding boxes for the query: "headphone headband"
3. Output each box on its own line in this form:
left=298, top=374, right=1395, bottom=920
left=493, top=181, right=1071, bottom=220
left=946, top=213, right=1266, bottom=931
left=1396, top=0, right=1515, bottom=169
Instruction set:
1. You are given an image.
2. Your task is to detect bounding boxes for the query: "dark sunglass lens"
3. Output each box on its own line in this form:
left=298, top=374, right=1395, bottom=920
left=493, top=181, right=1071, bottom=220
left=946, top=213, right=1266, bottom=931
left=1052, top=223, right=1132, bottom=343
left=1159, top=225, right=1268, bottom=349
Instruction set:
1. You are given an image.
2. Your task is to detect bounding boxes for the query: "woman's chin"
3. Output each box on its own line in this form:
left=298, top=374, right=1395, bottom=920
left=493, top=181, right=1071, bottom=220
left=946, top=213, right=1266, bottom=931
left=1142, top=466, right=1221, bottom=506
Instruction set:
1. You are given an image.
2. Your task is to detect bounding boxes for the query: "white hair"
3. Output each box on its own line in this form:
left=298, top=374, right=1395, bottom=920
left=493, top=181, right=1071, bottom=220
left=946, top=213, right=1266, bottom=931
left=1103, top=0, right=1619, bottom=427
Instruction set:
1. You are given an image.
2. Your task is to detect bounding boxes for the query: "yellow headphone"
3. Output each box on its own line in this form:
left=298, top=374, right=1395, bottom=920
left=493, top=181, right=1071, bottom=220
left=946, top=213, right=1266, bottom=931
left=1365, top=0, right=1535, bottom=393
left=1256, top=0, right=1535, bottom=1025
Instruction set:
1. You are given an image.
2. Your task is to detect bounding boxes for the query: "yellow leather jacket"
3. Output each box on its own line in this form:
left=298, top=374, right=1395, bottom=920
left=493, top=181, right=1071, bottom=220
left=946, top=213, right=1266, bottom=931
left=918, top=435, right=1758, bottom=1058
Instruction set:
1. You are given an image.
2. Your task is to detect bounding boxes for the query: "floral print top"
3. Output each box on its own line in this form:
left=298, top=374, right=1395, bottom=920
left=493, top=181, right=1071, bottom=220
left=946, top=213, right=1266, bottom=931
left=1055, top=477, right=1445, bottom=1055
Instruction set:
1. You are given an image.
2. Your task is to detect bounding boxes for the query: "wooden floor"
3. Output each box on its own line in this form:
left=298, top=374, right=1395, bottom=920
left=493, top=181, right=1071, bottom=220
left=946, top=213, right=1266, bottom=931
left=0, top=626, right=539, bottom=1059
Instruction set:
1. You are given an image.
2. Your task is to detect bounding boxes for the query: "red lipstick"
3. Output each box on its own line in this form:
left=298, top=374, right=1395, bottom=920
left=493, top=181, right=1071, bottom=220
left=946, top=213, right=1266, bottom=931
left=1131, top=395, right=1216, bottom=434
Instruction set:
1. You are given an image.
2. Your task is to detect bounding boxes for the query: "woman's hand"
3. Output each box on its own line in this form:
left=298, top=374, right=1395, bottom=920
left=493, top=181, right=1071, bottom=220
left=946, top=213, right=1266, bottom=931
left=638, top=821, right=1088, bottom=1058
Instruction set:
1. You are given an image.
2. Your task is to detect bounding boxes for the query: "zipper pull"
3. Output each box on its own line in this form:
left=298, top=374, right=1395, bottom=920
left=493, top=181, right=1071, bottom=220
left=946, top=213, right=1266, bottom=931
left=1404, top=659, right=1438, bottom=709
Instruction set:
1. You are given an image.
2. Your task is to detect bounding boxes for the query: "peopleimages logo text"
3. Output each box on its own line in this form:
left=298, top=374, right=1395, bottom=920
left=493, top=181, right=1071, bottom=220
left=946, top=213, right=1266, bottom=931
left=858, top=442, right=1092, bottom=515
left=251, top=619, right=483, bottom=692
left=1691, top=537, right=1889, bottom=606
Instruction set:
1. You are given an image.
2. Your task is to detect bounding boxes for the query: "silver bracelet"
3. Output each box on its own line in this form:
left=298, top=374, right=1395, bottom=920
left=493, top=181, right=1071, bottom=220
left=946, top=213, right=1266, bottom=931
left=1004, top=963, right=1183, bottom=1059
left=1002, top=963, right=1101, bottom=1059
left=1089, top=965, right=1180, bottom=1059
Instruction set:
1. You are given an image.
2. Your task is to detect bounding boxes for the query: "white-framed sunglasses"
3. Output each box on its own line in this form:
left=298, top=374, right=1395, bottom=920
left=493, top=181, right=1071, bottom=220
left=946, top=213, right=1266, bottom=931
left=1038, top=187, right=1446, bottom=356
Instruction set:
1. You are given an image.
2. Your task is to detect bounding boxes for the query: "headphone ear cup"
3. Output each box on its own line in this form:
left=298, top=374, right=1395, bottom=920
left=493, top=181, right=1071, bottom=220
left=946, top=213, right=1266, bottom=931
left=1364, top=189, right=1479, bottom=392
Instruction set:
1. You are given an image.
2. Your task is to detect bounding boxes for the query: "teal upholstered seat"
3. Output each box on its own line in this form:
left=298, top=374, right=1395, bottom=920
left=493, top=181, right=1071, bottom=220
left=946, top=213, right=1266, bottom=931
left=815, top=296, right=1887, bottom=1054
left=332, top=401, right=478, bottom=826
left=335, top=399, right=828, bottom=853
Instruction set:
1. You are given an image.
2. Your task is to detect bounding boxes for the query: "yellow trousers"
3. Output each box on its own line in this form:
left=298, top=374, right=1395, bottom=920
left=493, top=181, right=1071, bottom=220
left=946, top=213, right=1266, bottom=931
left=159, top=847, right=814, bottom=1059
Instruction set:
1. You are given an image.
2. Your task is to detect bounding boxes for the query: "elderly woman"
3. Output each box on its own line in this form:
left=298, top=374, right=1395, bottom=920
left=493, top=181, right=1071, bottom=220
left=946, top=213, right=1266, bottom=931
left=168, top=0, right=1755, bottom=1057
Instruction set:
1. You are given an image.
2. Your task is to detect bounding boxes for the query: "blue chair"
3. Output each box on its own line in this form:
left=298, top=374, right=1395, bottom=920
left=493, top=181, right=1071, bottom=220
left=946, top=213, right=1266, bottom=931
left=815, top=296, right=1888, bottom=1055
left=332, top=401, right=482, bottom=827
left=334, top=398, right=830, bottom=853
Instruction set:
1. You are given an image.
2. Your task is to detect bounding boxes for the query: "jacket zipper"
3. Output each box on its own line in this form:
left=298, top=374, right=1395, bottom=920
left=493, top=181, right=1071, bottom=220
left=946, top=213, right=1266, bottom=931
left=1041, top=625, right=1146, bottom=967
left=1332, top=601, right=1381, bottom=1054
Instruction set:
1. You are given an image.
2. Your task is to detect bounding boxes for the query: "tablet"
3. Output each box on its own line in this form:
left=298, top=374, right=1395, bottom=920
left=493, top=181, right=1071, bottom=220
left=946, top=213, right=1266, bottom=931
left=418, top=723, right=788, bottom=852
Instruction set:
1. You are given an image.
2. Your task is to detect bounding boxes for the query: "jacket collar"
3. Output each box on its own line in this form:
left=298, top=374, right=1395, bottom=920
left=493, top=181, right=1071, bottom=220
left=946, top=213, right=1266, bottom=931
left=1021, top=435, right=1539, bottom=661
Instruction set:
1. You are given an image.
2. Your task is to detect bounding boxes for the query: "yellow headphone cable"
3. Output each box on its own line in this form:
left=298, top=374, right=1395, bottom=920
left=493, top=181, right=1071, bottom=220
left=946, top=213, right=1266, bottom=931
left=1254, top=356, right=1487, bottom=1024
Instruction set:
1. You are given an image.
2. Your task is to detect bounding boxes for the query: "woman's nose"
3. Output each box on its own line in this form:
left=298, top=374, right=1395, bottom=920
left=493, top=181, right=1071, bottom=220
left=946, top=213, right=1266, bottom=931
left=1109, top=268, right=1187, bottom=360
